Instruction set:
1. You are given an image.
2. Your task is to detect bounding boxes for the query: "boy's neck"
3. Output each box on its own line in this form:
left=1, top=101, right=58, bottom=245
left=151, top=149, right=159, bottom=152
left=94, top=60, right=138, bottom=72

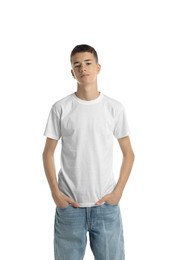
left=75, top=86, right=100, bottom=101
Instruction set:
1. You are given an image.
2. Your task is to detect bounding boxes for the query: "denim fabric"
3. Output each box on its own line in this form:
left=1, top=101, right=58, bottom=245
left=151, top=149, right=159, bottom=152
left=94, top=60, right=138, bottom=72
left=54, top=203, right=125, bottom=260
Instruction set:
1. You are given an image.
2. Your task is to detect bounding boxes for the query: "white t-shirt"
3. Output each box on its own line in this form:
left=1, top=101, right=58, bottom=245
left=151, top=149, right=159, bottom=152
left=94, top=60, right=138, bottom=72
left=44, top=92, right=130, bottom=207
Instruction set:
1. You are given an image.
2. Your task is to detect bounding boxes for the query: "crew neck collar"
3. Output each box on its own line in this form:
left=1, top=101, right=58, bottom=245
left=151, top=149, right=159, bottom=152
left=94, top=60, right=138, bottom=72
left=72, top=92, right=103, bottom=105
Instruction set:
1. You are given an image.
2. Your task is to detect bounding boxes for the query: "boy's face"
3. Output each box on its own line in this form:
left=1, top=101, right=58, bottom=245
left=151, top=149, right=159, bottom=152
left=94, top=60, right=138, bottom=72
left=71, top=52, right=101, bottom=85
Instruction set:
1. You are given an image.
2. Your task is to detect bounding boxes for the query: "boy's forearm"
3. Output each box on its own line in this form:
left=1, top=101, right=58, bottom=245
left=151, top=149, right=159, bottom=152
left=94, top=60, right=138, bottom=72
left=113, top=152, right=135, bottom=195
left=96, top=150, right=135, bottom=206
left=42, top=152, right=60, bottom=196
left=42, top=151, right=80, bottom=208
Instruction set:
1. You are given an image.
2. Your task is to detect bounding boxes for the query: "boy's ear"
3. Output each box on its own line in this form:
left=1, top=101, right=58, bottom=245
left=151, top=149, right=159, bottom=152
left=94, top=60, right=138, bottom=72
left=97, top=64, right=101, bottom=74
left=71, top=69, right=75, bottom=78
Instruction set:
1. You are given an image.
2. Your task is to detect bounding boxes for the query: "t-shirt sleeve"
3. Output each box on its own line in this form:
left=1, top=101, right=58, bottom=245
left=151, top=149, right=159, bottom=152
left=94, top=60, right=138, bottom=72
left=113, top=106, right=130, bottom=139
left=43, top=105, right=61, bottom=140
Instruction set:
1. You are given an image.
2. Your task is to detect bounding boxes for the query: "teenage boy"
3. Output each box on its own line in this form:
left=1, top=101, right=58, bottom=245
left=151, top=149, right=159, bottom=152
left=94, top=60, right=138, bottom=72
left=42, top=44, right=135, bottom=260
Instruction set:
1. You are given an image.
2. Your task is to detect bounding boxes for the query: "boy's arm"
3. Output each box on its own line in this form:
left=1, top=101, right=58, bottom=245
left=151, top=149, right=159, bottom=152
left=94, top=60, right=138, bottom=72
left=96, top=136, right=135, bottom=205
left=42, top=137, right=79, bottom=208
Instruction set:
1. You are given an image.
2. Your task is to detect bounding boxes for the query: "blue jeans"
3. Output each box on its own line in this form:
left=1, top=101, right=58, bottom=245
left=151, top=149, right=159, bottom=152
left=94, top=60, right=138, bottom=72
left=54, top=203, right=125, bottom=260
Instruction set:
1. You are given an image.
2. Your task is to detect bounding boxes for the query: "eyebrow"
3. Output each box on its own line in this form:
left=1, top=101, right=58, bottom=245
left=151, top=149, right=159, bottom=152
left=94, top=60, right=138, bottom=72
left=73, top=59, right=93, bottom=65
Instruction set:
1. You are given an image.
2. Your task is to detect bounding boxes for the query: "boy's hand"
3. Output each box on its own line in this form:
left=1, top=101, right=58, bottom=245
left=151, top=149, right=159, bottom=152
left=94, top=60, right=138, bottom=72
left=52, top=191, right=80, bottom=208
left=96, top=190, right=122, bottom=206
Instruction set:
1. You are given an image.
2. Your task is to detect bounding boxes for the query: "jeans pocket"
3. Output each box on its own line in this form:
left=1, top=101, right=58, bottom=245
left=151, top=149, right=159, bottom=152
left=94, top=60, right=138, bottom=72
left=56, top=204, right=71, bottom=210
left=104, top=202, right=118, bottom=206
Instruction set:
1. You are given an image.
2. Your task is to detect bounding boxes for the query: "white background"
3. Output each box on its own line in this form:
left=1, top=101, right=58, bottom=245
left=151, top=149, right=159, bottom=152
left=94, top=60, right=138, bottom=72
left=0, top=0, right=173, bottom=259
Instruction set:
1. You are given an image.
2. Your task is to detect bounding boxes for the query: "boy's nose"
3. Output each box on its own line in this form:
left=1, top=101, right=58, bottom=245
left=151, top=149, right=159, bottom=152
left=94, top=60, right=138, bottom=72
left=80, top=64, right=86, bottom=72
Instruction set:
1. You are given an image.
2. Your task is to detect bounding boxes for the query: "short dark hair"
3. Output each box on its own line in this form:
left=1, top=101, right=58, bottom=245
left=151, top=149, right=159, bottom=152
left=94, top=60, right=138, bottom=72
left=70, top=44, right=98, bottom=63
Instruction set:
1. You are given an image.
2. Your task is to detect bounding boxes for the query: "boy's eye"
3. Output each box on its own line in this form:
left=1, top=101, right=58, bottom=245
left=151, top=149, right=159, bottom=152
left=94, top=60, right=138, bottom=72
left=73, top=62, right=92, bottom=68
left=74, top=64, right=80, bottom=68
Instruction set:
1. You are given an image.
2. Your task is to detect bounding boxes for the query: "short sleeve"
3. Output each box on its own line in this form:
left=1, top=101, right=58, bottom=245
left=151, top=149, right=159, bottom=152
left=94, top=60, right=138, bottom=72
left=43, top=105, right=61, bottom=140
left=113, top=106, right=130, bottom=139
